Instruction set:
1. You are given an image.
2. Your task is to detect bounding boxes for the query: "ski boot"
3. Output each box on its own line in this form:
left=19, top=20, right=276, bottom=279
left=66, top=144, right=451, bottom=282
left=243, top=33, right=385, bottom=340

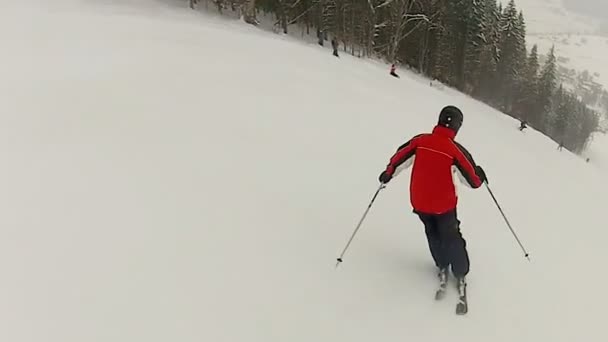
left=434, top=267, right=449, bottom=300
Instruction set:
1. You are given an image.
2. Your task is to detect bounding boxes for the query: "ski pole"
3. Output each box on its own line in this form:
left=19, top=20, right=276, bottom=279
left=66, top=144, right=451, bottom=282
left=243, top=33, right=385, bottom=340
left=335, top=183, right=386, bottom=268
left=485, top=183, right=531, bottom=261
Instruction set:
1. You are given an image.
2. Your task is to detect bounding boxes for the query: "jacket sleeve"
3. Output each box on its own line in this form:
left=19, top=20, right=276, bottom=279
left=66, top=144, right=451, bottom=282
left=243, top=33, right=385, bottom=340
left=452, top=141, right=483, bottom=189
left=384, top=136, right=420, bottom=177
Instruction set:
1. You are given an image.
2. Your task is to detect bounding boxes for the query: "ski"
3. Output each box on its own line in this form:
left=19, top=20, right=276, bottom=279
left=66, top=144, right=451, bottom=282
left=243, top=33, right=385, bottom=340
left=456, top=295, right=468, bottom=315
left=455, top=279, right=468, bottom=315
left=434, top=285, right=446, bottom=300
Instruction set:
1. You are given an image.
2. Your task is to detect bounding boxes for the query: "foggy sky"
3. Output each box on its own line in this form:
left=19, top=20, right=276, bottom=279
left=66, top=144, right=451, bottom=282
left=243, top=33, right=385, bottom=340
left=564, top=0, right=608, bottom=21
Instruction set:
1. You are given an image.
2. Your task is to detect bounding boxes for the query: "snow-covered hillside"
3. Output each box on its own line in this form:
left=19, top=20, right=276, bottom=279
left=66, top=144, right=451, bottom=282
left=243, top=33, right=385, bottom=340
left=586, top=133, right=608, bottom=167
left=527, top=33, right=608, bottom=127
left=1, top=1, right=607, bottom=341
left=505, top=1, right=608, bottom=128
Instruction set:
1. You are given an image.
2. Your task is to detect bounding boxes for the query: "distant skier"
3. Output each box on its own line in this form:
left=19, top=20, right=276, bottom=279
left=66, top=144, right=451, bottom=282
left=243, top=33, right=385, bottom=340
left=331, top=37, right=339, bottom=57
left=378, top=106, right=487, bottom=313
left=518, top=120, right=528, bottom=131
left=317, top=28, right=324, bottom=46
left=558, top=142, right=564, bottom=151
left=390, top=64, right=400, bottom=78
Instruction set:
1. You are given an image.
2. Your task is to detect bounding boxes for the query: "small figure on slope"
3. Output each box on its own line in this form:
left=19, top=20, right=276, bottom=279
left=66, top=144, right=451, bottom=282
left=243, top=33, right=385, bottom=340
left=558, top=141, right=564, bottom=151
left=378, top=106, right=487, bottom=314
left=331, top=37, right=339, bottom=58
left=390, top=63, right=400, bottom=78
left=317, top=28, right=324, bottom=46
left=518, top=120, right=528, bottom=131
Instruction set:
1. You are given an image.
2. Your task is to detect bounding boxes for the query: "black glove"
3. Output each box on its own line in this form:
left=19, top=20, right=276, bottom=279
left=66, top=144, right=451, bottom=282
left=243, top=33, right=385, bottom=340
left=379, top=170, right=393, bottom=184
left=476, top=165, right=488, bottom=184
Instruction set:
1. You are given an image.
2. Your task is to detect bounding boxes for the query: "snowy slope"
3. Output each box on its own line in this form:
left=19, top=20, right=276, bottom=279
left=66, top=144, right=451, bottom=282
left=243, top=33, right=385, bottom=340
left=1, top=1, right=607, bottom=341
left=586, top=133, right=608, bottom=170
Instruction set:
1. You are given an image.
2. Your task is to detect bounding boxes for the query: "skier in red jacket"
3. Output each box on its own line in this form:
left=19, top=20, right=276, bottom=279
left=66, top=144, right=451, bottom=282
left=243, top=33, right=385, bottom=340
left=378, top=106, right=487, bottom=295
left=390, top=63, right=400, bottom=78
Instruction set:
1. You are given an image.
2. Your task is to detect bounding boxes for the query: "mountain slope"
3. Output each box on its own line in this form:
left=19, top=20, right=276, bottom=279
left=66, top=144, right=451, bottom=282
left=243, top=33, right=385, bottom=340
left=0, top=1, right=607, bottom=341
left=527, top=34, right=608, bottom=128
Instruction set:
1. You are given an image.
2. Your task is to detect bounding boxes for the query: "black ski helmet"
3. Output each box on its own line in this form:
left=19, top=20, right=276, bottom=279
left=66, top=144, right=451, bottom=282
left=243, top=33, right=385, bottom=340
left=438, top=105, right=464, bottom=133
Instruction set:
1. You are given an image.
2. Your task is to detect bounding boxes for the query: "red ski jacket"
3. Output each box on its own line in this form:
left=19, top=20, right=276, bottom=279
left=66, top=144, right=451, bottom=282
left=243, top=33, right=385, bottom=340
left=383, top=125, right=483, bottom=214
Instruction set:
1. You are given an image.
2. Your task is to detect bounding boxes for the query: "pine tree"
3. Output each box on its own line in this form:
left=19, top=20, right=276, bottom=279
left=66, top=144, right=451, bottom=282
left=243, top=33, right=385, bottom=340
left=511, top=10, right=528, bottom=118
left=536, top=46, right=557, bottom=130
left=476, top=0, right=501, bottom=101
left=527, top=45, right=540, bottom=80
left=519, top=44, right=540, bottom=123
left=495, top=0, right=524, bottom=114
left=516, top=11, right=527, bottom=61
left=552, top=85, right=569, bottom=141
left=576, top=106, right=600, bottom=151
left=463, top=0, right=486, bottom=93
left=433, top=3, right=457, bottom=84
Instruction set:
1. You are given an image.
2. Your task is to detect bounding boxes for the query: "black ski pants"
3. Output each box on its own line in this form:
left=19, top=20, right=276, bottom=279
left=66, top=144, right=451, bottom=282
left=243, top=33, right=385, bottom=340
left=416, top=209, right=470, bottom=278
